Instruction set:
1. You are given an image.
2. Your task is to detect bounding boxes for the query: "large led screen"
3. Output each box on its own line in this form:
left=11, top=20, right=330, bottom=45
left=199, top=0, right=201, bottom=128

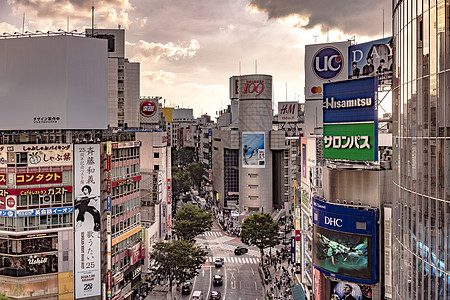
left=312, top=198, right=379, bottom=284
left=314, top=226, right=371, bottom=281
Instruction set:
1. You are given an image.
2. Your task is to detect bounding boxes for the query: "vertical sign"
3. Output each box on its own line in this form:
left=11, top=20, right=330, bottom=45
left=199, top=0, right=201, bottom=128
left=74, top=144, right=101, bottom=298
left=301, top=138, right=307, bottom=183
left=384, top=206, right=392, bottom=298
left=158, top=172, right=162, bottom=239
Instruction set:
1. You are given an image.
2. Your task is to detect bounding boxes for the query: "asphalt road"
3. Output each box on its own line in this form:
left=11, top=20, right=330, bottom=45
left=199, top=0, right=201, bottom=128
left=181, top=222, right=265, bottom=300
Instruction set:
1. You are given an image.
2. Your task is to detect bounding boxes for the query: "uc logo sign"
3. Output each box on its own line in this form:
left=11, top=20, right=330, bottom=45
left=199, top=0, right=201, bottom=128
left=312, top=46, right=344, bottom=80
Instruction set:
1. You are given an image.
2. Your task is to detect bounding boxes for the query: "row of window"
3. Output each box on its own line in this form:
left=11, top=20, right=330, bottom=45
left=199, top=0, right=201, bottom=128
left=0, top=214, right=72, bottom=231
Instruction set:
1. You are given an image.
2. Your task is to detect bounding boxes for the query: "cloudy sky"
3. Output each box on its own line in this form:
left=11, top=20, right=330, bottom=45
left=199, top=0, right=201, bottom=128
left=1, top=0, right=391, bottom=117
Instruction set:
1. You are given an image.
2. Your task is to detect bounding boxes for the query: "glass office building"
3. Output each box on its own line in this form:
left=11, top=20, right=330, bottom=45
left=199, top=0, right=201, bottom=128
left=392, top=0, right=450, bottom=299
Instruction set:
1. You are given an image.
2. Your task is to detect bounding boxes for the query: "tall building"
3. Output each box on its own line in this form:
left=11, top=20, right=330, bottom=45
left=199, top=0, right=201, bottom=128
left=392, top=1, right=450, bottom=299
left=88, top=28, right=140, bottom=129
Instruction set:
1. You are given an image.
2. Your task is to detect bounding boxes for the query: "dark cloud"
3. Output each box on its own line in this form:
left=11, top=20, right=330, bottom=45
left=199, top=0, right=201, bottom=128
left=247, top=0, right=391, bottom=36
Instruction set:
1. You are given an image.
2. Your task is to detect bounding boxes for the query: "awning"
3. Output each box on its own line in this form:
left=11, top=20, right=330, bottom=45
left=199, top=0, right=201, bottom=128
left=291, top=284, right=306, bottom=300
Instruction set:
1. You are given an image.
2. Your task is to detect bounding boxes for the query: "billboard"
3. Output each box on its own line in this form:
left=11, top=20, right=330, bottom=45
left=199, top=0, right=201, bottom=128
left=323, top=77, right=378, bottom=124
left=229, top=76, right=240, bottom=99
left=139, top=98, right=161, bottom=124
left=0, top=35, right=108, bottom=130
left=242, top=132, right=265, bottom=168
left=329, top=280, right=373, bottom=300
left=323, top=122, right=377, bottom=161
left=278, top=102, right=298, bottom=122
left=312, top=198, right=379, bottom=284
left=74, top=144, right=101, bottom=298
left=305, top=41, right=350, bottom=99
left=348, top=37, right=392, bottom=85
left=239, top=74, right=272, bottom=100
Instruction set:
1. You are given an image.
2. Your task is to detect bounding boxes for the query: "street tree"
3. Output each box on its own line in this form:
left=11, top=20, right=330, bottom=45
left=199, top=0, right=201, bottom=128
left=172, top=166, right=192, bottom=201
left=150, top=240, right=207, bottom=296
left=177, top=147, right=195, bottom=166
left=173, top=204, right=213, bottom=241
left=240, top=213, right=279, bottom=266
left=187, top=162, right=204, bottom=189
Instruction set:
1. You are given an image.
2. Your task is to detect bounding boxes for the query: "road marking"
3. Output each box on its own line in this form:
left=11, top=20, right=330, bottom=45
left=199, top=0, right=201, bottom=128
left=255, top=281, right=257, bottom=290
left=251, top=267, right=254, bottom=275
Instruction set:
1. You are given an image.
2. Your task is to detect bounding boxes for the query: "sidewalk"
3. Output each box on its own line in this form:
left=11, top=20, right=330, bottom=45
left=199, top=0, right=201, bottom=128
left=259, top=247, right=295, bottom=300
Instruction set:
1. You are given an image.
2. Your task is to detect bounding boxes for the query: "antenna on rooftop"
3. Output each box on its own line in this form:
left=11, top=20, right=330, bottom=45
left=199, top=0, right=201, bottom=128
left=91, top=1, right=95, bottom=36
left=22, top=13, right=25, bottom=34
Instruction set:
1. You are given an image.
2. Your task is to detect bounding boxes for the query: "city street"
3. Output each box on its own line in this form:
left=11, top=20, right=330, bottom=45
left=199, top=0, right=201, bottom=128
left=181, top=222, right=265, bottom=300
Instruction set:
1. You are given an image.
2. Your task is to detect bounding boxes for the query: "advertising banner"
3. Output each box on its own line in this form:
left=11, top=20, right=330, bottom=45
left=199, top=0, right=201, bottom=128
left=384, top=207, right=392, bottom=298
left=312, top=198, right=379, bottom=284
left=314, top=268, right=324, bottom=300
left=348, top=37, right=392, bottom=86
left=323, top=122, right=377, bottom=161
left=74, top=144, right=101, bottom=298
left=139, top=99, right=160, bottom=124
left=0, top=186, right=71, bottom=197
left=323, top=77, right=378, bottom=124
left=0, top=206, right=73, bottom=218
left=242, top=132, right=265, bottom=168
left=278, top=102, right=298, bottom=122
left=329, top=280, right=373, bottom=300
left=305, top=41, right=350, bottom=99
left=0, top=196, right=16, bottom=210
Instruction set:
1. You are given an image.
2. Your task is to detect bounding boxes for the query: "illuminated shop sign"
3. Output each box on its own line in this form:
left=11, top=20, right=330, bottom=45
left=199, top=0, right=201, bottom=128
left=312, top=198, right=379, bottom=284
left=27, top=150, right=72, bottom=167
left=0, top=186, right=72, bottom=197
left=323, top=122, right=377, bottom=161
left=16, top=172, right=63, bottom=185
left=0, top=206, right=74, bottom=218
left=323, top=77, right=378, bottom=124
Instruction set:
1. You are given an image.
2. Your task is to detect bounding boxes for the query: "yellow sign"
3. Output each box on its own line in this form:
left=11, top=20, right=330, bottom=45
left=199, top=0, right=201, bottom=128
left=112, top=225, right=142, bottom=246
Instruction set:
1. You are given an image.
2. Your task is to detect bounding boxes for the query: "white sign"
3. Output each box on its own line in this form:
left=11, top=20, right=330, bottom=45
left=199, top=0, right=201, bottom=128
left=305, top=41, right=350, bottom=99
left=384, top=206, right=392, bottom=298
left=278, top=102, right=298, bottom=122
left=75, top=144, right=101, bottom=298
left=27, top=150, right=73, bottom=167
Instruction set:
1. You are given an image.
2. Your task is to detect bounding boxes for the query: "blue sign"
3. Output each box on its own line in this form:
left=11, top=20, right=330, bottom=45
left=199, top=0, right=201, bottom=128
left=312, top=198, right=379, bottom=284
left=107, top=195, right=111, bottom=212
left=323, top=76, right=378, bottom=124
left=313, top=46, right=344, bottom=80
left=0, top=206, right=74, bottom=218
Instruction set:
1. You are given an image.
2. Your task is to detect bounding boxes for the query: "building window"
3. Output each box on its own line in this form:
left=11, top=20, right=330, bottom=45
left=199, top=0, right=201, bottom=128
left=154, top=152, right=159, bottom=158
left=154, top=165, right=159, bottom=170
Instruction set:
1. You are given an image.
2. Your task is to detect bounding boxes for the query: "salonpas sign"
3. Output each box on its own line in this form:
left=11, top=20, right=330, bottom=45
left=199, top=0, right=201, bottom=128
left=323, top=122, right=377, bottom=161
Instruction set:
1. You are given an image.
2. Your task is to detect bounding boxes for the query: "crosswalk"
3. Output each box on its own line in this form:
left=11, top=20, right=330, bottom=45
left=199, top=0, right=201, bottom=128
left=198, top=231, right=223, bottom=237
left=206, top=256, right=260, bottom=264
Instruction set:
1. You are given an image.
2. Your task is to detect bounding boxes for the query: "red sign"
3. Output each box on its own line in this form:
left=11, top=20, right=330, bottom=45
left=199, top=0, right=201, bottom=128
left=167, top=179, right=171, bottom=205
left=0, top=174, right=6, bottom=185
left=0, top=186, right=72, bottom=197
left=140, top=100, right=157, bottom=117
left=129, top=242, right=141, bottom=265
left=106, top=156, right=111, bottom=172
left=16, top=172, right=62, bottom=185
left=242, top=80, right=265, bottom=96
left=6, top=197, right=15, bottom=208
left=112, top=175, right=141, bottom=188
left=107, top=271, right=112, bottom=298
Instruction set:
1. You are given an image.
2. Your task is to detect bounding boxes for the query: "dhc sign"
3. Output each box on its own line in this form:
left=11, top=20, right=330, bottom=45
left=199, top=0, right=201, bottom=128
left=313, top=47, right=344, bottom=80
left=324, top=216, right=342, bottom=227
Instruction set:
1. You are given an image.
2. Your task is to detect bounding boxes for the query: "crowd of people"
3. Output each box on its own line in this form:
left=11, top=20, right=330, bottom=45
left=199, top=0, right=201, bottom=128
left=261, top=247, right=295, bottom=300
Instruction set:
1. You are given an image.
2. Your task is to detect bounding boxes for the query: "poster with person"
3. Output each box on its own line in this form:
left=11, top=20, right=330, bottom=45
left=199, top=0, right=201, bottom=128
left=74, top=144, right=101, bottom=298
left=242, top=132, right=265, bottom=168
left=348, top=37, right=393, bottom=85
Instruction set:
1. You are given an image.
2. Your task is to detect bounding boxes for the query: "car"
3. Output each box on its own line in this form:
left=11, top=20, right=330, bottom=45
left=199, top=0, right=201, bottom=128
left=192, top=290, right=203, bottom=300
left=213, top=275, right=223, bottom=286
left=234, top=246, right=248, bottom=255
left=181, top=282, right=191, bottom=295
left=209, top=290, right=222, bottom=300
left=214, top=258, right=224, bottom=267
